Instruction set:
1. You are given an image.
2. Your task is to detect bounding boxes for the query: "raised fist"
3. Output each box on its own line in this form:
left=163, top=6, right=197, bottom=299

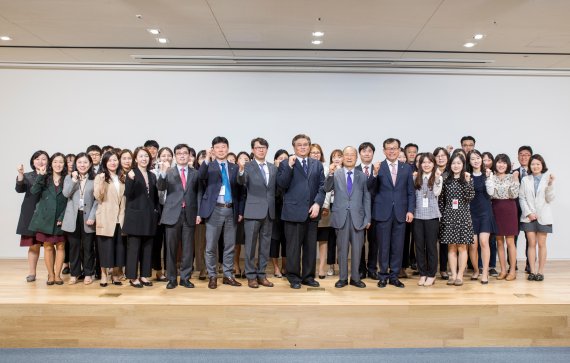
left=128, top=170, right=135, bottom=180
left=288, top=155, right=297, bottom=168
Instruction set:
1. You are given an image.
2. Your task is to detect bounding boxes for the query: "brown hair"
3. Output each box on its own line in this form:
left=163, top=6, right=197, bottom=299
left=310, top=143, right=325, bottom=162
left=529, top=154, right=548, bottom=173
left=415, top=153, right=437, bottom=190
left=132, top=147, right=153, bottom=169
left=329, top=149, right=343, bottom=164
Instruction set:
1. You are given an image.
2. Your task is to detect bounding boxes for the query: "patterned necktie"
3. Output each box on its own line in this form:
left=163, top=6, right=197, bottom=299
left=390, top=162, right=397, bottom=185
left=302, top=159, right=308, bottom=174
left=180, top=168, right=186, bottom=208
left=347, top=171, right=353, bottom=195
left=259, top=163, right=268, bottom=185
left=220, top=163, right=232, bottom=203
left=363, top=166, right=369, bottom=177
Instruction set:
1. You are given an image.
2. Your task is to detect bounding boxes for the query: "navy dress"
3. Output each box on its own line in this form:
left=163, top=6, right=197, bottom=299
left=470, top=174, right=497, bottom=235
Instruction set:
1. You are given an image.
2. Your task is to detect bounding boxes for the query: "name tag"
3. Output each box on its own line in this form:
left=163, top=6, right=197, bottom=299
left=422, top=197, right=429, bottom=208
left=452, top=199, right=459, bottom=209
left=219, top=185, right=226, bottom=196
left=79, top=198, right=84, bottom=206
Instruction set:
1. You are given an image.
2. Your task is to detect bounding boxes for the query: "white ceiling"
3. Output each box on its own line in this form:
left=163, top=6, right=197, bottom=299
left=1, top=0, right=570, bottom=72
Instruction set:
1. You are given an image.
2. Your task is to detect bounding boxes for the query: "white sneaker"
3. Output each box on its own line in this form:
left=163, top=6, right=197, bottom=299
left=327, top=265, right=335, bottom=276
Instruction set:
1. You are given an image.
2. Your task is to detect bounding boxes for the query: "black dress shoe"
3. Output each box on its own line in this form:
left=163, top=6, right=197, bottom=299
left=318, top=275, right=326, bottom=280
left=155, top=275, right=168, bottom=282
left=180, top=280, right=195, bottom=288
left=335, top=279, right=348, bottom=288
left=359, top=272, right=367, bottom=280
left=54, top=280, right=64, bottom=286
left=99, top=282, right=108, bottom=287
left=112, top=280, right=123, bottom=286
left=208, top=277, right=217, bottom=289
left=377, top=279, right=387, bottom=288
left=367, top=272, right=379, bottom=280
left=350, top=279, right=366, bottom=288
left=389, top=279, right=405, bottom=288
left=302, top=279, right=320, bottom=287
left=290, top=282, right=301, bottom=289
left=62, top=267, right=70, bottom=275
left=166, top=280, right=178, bottom=289
left=141, top=280, right=153, bottom=287
left=129, top=280, right=143, bottom=288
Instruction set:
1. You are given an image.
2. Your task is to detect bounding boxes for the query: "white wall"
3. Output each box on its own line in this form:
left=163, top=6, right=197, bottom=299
left=1, top=68, right=568, bottom=258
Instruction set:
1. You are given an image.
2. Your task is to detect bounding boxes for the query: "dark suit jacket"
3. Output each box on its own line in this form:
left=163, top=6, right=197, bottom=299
left=28, top=174, right=67, bottom=235
left=157, top=165, right=201, bottom=226
left=15, top=171, right=41, bottom=236
left=276, top=157, right=325, bottom=223
left=355, top=164, right=376, bottom=200
left=237, top=160, right=277, bottom=220
left=367, top=160, right=415, bottom=223
left=198, top=160, right=243, bottom=222
left=122, top=168, right=159, bottom=236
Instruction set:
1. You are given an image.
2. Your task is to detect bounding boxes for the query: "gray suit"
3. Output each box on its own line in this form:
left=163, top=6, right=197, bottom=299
left=237, top=160, right=277, bottom=280
left=157, top=165, right=201, bottom=283
left=324, top=168, right=371, bottom=282
left=61, top=175, right=98, bottom=277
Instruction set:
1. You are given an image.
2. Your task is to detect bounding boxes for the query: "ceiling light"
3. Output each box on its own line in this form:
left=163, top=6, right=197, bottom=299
left=0, top=36, right=12, bottom=41
left=157, top=38, right=169, bottom=44
left=463, top=42, right=476, bottom=48
left=311, top=40, right=322, bottom=45
left=473, top=34, right=484, bottom=40
left=312, top=31, right=325, bottom=37
left=147, top=29, right=160, bottom=35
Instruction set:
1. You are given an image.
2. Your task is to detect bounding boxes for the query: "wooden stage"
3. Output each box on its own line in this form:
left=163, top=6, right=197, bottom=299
left=1, top=259, right=569, bottom=349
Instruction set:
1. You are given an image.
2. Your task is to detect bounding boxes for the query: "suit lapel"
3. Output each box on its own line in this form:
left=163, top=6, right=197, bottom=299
left=295, top=158, right=307, bottom=179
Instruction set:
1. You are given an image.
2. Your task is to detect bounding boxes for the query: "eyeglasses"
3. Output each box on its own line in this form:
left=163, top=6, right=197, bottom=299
left=384, top=147, right=399, bottom=151
left=295, top=143, right=310, bottom=147
left=253, top=146, right=267, bottom=150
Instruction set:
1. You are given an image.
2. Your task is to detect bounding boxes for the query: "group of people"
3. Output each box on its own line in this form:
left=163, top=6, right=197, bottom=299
left=15, top=135, right=555, bottom=290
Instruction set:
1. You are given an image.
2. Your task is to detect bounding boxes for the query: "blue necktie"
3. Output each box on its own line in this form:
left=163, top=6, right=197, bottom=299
left=220, top=162, right=232, bottom=203
left=302, top=159, right=308, bottom=174
left=347, top=171, right=353, bottom=195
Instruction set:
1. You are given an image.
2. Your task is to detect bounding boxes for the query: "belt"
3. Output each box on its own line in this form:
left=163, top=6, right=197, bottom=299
left=216, top=202, right=233, bottom=208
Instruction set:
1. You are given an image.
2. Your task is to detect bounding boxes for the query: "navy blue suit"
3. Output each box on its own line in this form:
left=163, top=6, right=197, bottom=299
left=367, top=160, right=415, bottom=281
left=198, top=160, right=243, bottom=222
left=276, top=157, right=325, bottom=285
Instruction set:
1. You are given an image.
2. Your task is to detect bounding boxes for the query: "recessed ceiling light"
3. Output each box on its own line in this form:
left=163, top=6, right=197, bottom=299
left=473, top=34, right=484, bottom=40
left=463, top=42, right=476, bottom=48
left=157, top=38, right=169, bottom=44
left=311, top=40, right=322, bottom=45
left=0, top=36, right=12, bottom=41
left=312, top=31, right=325, bottom=37
left=147, top=29, right=160, bottom=35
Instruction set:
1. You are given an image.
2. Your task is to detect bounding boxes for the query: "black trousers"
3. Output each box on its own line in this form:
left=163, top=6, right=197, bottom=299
left=439, top=242, right=448, bottom=273
left=126, top=235, right=153, bottom=279
left=326, top=228, right=337, bottom=265
left=165, top=209, right=195, bottom=282
left=97, top=224, right=125, bottom=269
left=402, top=221, right=416, bottom=269
left=284, top=219, right=318, bottom=284
left=152, top=223, right=167, bottom=271
left=65, top=213, right=95, bottom=277
left=359, top=222, right=377, bottom=274
left=413, top=218, right=439, bottom=277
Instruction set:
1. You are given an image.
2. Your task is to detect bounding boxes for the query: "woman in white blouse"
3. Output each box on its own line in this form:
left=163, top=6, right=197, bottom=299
left=519, top=154, right=555, bottom=281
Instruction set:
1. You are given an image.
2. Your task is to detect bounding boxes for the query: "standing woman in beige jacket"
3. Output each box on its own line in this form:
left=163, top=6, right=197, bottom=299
left=519, top=154, right=555, bottom=281
left=94, top=151, right=126, bottom=287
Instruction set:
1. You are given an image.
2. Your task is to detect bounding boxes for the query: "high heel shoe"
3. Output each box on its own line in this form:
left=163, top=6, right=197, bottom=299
left=141, top=279, right=153, bottom=287
left=130, top=280, right=143, bottom=288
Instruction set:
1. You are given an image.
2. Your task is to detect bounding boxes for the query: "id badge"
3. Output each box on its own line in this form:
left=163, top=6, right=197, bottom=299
left=79, top=198, right=85, bottom=206
left=219, top=185, right=226, bottom=195
left=422, top=197, right=429, bottom=208
left=452, top=199, right=459, bottom=209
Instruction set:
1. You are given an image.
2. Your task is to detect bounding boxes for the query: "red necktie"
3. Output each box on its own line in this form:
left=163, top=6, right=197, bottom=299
left=181, top=168, right=186, bottom=207
left=364, top=166, right=370, bottom=177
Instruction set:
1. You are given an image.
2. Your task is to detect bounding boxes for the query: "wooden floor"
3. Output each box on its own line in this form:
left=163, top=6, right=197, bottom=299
left=1, top=259, right=569, bottom=349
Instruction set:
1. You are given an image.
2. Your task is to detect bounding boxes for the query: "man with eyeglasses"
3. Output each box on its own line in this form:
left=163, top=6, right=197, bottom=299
left=368, top=138, right=415, bottom=288
left=237, top=137, right=277, bottom=288
left=157, top=144, right=201, bottom=289
left=277, top=134, right=325, bottom=289
left=513, top=145, right=534, bottom=273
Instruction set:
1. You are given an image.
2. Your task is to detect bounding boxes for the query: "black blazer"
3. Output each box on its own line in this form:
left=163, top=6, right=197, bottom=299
left=122, top=168, right=159, bottom=236
left=15, top=171, right=41, bottom=236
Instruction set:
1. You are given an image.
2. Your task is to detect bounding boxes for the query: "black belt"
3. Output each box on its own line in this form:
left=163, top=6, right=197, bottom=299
left=216, top=202, right=233, bottom=208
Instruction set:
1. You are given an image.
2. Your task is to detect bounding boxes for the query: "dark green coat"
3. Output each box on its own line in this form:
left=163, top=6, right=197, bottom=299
left=28, top=174, right=67, bottom=235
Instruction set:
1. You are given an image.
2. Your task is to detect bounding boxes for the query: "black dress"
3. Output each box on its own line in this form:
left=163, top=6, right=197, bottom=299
left=439, top=177, right=475, bottom=245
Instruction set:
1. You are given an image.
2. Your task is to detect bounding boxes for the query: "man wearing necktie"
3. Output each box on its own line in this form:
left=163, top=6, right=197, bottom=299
left=237, top=137, right=277, bottom=288
left=324, top=146, right=371, bottom=288
left=355, top=142, right=378, bottom=280
left=277, top=134, right=326, bottom=289
left=198, top=136, right=243, bottom=289
left=157, top=144, right=201, bottom=289
left=368, top=138, right=415, bottom=288
left=514, top=145, right=534, bottom=273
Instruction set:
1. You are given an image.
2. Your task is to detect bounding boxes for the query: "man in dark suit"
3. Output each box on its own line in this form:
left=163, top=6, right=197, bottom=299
left=277, top=134, right=325, bottom=289
left=324, top=146, right=371, bottom=288
left=157, top=144, right=201, bottom=290
left=198, top=136, right=243, bottom=289
left=513, top=145, right=533, bottom=273
left=355, top=142, right=378, bottom=280
left=368, top=138, right=415, bottom=288
left=237, top=137, right=277, bottom=288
